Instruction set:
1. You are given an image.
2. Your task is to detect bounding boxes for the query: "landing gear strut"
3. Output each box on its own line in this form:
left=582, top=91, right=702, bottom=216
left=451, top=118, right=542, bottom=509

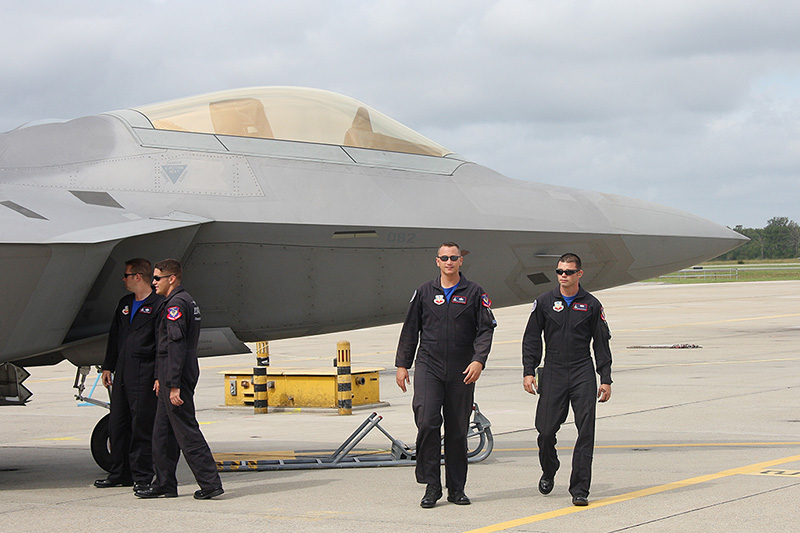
left=74, top=366, right=112, bottom=472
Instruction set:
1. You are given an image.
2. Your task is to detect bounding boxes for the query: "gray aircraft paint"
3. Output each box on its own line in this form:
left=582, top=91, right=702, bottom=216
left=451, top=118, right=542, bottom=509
left=0, top=89, right=746, bottom=368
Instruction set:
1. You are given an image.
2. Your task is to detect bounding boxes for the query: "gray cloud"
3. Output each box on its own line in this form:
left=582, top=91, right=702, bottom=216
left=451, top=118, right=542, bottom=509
left=2, top=0, right=799, bottom=228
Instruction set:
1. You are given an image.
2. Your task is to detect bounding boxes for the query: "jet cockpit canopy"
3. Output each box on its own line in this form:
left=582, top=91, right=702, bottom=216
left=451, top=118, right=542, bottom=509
left=136, top=86, right=451, bottom=157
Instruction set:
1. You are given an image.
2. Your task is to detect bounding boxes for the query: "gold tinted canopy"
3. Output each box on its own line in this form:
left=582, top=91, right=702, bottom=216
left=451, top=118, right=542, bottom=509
left=136, top=86, right=451, bottom=157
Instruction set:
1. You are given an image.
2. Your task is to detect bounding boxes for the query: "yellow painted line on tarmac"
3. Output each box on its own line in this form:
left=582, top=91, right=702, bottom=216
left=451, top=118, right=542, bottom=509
left=465, top=454, right=800, bottom=533
left=42, top=437, right=80, bottom=441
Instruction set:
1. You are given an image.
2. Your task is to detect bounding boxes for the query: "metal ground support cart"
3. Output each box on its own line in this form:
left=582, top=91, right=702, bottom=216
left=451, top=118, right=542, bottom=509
left=215, top=403, right=493, bottom=471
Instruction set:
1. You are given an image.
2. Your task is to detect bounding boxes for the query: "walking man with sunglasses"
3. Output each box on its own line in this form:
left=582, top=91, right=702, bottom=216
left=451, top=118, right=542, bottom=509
left=396, top=242, right=496, bottom=508
left=134, top=259, right=223, bottom=500
left=522, top=253, right=612, bottom=506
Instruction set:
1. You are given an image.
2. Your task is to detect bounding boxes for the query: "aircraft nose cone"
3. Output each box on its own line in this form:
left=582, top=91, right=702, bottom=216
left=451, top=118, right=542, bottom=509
left=452, top=163, right=748, bottom=289
left=592, top=192, right=748, bottom=281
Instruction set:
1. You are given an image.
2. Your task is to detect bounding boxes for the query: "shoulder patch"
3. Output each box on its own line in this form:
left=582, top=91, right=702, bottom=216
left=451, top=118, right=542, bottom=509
left=409, top=289, right=417, bottom=303
left=481, top=293, right=492, bottom=308
left=530, top=300, right=537, bottom=313
left=167, top=306, right=182, bottom=321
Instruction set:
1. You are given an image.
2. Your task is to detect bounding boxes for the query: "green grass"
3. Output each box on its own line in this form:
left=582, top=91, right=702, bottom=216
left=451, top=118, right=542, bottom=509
left=649, top=259, right=800, bottom=283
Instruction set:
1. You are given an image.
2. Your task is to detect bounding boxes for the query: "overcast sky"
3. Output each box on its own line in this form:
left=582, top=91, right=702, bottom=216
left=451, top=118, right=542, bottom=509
left=2, top=0, right=798, bottom=229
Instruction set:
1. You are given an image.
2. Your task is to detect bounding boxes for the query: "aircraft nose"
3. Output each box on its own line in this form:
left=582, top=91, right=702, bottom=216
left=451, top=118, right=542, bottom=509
left=452, top=163, right=748, bottom=289
left=592, top=192, right=748, bottom=281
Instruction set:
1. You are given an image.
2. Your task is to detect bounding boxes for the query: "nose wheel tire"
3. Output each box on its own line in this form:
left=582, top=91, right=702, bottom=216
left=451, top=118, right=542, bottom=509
left=91, top=413, right=113, bottom=472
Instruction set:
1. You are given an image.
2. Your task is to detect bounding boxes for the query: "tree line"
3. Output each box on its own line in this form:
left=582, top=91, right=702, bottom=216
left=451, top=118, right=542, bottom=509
left=716, top=217, right=800, bottom=261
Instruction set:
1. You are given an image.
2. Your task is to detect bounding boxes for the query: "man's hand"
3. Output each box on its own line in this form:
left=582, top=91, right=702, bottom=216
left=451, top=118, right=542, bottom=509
left=462, top=361, right=483, bottom=384
left=396, top=367, right=410, bottom=392
left=153, top=380, right=160, bottom=396
left=170, top=387, right=183, bottom=406
left=598, top=383, right=612, bottom=403
left=101, top=370, right=113, bottom=389
left=523, top=374, right=537, bottom=395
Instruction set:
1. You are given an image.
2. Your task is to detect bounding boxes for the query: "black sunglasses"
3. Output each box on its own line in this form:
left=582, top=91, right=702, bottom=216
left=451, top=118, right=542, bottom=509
left=437, top=255, right=461, bottom=262
left=123, top=272, right=138, bottom=278
left=152, top=274, right=172, bottom=281
left=555, top=269, right=579, bottom=276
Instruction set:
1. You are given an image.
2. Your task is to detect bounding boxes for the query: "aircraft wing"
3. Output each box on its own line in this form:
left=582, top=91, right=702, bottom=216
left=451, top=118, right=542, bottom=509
left=0, top=200, right=209, bottom=365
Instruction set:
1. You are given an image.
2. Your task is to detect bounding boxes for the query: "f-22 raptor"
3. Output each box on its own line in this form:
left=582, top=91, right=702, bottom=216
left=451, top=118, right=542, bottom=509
left=0, top=86, right=745, bottom=401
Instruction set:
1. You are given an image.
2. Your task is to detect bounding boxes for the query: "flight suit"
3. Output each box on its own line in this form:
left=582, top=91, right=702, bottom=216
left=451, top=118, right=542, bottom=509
left=396, top=274, right=496, bottom=492
left=102, top=290, right=164, bottom=485
left=522, top=285, right=612, bottom=498
left=151, top=286, right=221, bottom=493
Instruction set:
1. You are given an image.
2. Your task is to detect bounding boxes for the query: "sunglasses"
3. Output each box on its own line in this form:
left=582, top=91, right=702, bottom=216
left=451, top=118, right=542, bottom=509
left=555, top=269, right=579, bottom=276
left=152, top=274, right=173, bottom=281
left=123, top=272, right=138, bottom=278
left=437, top=255, right=461, bottom=262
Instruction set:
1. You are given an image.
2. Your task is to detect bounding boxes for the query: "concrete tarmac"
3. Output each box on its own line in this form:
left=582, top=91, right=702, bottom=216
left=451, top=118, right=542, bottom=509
left=1, top=280, right=799, bottom=532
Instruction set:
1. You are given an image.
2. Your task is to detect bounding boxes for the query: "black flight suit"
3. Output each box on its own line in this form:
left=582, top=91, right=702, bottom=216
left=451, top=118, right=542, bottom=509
left=102, top=290, right=164, bottom=485
left=396, top=274, right=496, bottom=492
left=151, top=286, right=221, bottom=493
left=522, top=285, right=612, bottom=499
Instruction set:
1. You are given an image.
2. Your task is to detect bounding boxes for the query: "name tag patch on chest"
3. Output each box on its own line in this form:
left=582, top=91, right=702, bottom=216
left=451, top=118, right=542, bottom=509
left=167, top=306, right=182, bottom=321
left=452, top=295, right=467, bottom=304
left=572, top=303, right=588, bottom=312
left=140, top=306, right=153, bottom=314
left=434, top=294, right=445, bottom=305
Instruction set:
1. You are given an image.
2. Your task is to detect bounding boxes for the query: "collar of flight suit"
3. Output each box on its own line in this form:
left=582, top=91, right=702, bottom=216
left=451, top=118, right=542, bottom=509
left=432, top=272, right=469, bottom=291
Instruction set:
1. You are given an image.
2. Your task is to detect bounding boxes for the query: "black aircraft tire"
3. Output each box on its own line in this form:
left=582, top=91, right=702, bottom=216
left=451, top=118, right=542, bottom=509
left=91, top=413, right=113, bottom=472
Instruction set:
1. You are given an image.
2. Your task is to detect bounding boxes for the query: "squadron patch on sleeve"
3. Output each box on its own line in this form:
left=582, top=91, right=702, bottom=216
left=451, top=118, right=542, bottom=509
left=481, top=293, right=492, bottom=308
left=530, top=300, right=537, bottom=313
left=409, top=289, right=417, bottom=303
left=167, top=306, right=182, bottom=321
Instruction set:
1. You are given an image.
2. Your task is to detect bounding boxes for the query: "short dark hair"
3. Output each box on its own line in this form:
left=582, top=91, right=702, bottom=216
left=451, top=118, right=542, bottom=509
left=154, top=258, right=183, bottom=282
left=558, top=252, right=582, bottom=270
left=125, top=258, right=153, bottom=282
left=438, top=241, right=460, bottom=252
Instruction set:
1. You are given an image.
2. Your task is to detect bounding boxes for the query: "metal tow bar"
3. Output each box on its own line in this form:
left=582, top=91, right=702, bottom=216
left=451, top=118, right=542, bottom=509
left=215, top=402, right=493, bottom=471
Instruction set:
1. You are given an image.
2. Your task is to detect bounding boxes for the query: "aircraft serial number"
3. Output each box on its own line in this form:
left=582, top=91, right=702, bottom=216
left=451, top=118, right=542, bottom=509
left=387, top=232, right=416, bottom=243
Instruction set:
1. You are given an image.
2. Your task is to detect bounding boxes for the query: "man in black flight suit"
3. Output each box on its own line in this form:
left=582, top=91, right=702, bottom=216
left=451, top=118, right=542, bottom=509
left=396, top=242, right=496, bottom=508
left=522, top=252, right=612, bottom=506
left=94, top=258, right=163, bottom=491
left=134, top=259, right=224, bottom=500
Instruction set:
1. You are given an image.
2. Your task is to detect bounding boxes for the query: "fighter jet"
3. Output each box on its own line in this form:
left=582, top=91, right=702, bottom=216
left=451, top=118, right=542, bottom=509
left=0, top=86, right=746, bottom=400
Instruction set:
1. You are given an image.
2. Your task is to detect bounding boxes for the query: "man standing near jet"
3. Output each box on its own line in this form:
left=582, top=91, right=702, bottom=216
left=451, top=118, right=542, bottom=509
left=95, top=258, right=163, bottom=491
left=396, top=242, right=496, bottom=508
left=522, top=252, right=612, bottom=506
left=134, top=259, right=223, bottom=500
